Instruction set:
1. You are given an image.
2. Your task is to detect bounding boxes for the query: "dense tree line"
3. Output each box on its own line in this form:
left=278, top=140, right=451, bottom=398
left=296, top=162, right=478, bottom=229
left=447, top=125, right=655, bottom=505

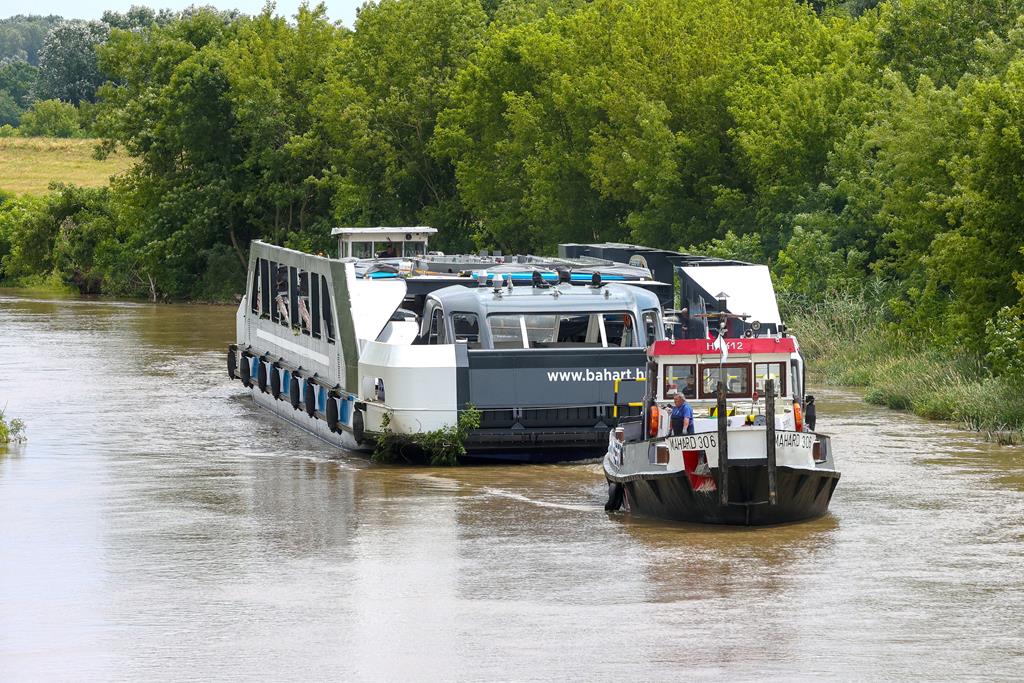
left=0, top=0, right=1022, bottom=383
left=0, top=8, right=187, bottom=130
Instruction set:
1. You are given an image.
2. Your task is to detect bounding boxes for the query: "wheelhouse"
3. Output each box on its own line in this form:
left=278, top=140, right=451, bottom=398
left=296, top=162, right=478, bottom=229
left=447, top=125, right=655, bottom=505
left=650, top=337, right=804, bottom=405
left=332, top=226, right=437, bottom=260
left=415, top=282, right=665, bottom=350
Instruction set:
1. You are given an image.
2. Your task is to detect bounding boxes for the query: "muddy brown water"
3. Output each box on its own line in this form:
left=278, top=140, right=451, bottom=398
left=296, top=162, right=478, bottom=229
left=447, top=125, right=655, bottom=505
left=1, top=292, right=1022, bottom=680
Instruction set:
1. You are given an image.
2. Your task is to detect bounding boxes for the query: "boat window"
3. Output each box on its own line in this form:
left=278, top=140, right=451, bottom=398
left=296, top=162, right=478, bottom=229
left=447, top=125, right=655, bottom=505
left=310, top=271, right=321, bottom=338
left=451, top=312, right=480, bottom=347
left=288, top=266, right=300, bottom=328
left=274, top=264, right=290, bottom=327
left=321, top=275, right=335, bottom=343
left=351, top=241, right=374, bottom=259
left=259, top=258, right=271, bottom=317
left=699, top=363, right=751, bottom=399
left=791, top=358, right=802, bottom=401
left=603, top=313, right=639, bottom=347
left=554, top=314, right=603, bottom=347
left=488, top=315, right=528, bottom=349
left=296, top=269, right=313, bottom=335
left=428, top=307, right=445, bottom=344
left=376, top=241, right=399, bottom=258
left=487, top=312, right=636, bottom=348
left=250, top=258, right=262, bottom=314
left=403, top=240, right=426, bottom=257
left=754, top=362, right=785, bottom=396
left=642, top=310, right=660, bottom=344
left=523, top=314, right=557, bottom=346
left=267, top=260, right=277, bottom=322
left=663, top=364, right=696, bottom=399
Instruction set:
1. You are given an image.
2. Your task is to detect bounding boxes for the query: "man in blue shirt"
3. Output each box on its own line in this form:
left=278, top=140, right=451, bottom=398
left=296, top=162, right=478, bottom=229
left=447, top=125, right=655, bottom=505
left=670, top=393, right=694, bottom=435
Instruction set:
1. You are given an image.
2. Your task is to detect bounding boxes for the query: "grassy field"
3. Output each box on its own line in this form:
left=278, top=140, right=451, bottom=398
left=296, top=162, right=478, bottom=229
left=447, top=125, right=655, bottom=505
left=0, top=137, right=133, bottom=195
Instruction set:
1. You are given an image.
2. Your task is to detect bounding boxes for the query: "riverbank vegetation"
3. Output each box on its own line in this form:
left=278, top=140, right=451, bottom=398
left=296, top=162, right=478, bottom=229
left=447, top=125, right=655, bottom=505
left=0, top=407, right=26, bottom=444
left=785, top=288, right=1024, bottom=440
left=0, top=0, right=1022, bottom=435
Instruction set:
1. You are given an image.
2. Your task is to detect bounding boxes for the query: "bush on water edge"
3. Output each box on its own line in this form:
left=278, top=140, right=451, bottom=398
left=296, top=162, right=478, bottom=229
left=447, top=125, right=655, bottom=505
left=784, top=289, right=1024, bottom=442
left=0, top=407, right=26, bottom=444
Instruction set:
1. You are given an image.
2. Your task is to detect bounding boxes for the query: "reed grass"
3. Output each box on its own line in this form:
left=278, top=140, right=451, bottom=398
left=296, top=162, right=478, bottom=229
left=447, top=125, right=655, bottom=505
left=784, top=290, right=1024, bottom=438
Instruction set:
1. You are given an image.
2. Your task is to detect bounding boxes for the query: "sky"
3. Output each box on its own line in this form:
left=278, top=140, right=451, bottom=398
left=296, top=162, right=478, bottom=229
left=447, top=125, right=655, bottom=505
left=1, top=0, right=365, bottom=27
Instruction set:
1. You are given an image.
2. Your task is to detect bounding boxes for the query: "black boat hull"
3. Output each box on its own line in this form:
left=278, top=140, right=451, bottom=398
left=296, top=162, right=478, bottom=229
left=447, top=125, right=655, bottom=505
left=609, top=464, right=840, bottom=526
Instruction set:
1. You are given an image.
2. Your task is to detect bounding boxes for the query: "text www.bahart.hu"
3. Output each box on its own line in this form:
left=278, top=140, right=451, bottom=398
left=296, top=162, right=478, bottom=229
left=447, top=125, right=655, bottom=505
left=546, top=368, right=647, bottom=382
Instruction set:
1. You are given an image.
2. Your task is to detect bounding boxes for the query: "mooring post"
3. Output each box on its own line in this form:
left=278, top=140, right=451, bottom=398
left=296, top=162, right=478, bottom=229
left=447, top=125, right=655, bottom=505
left=765, top=378, right=778, bottom=505
left=717, top=381, right=729, bottom=506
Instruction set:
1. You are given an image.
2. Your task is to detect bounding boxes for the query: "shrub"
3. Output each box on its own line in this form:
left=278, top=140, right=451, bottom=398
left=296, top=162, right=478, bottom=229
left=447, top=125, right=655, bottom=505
left=18, top=99, right=81, bottom=138
left=374, top=406, right=481, bottom=465
left=0, top=407, right=26, bottom=444
left=986, top=306, right=1024, bottom=386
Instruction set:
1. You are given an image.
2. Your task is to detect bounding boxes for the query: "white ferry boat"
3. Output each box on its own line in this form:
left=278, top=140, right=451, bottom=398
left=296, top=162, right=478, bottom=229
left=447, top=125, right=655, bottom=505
left=228, top=228, right=678, bottom=463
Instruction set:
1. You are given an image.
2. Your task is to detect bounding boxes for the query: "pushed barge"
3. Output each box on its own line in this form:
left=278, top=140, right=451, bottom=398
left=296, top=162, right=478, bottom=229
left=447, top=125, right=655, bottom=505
left=228, top=229, right=670, bottom=463
left=604, top=296, right=840, bottom=525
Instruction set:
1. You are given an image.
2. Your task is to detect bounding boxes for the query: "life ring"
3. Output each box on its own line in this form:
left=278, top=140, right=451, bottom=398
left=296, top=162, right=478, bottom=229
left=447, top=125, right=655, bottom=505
left=648, top=404, right=660, bottom=438
left=227, top=347, right=237, bottom=380
left=605, top=481, right=624, bottom=511
left=289, top=375, right=301, bottom=409
left=240, top=355, right=252, bottom=388
left=257, top=360, right=268, bottom=393
left=304, top=378, right=317, bottom=417
left=326, top=394, right=339, bottom=433
left=270, top=364, right=281, bottom=399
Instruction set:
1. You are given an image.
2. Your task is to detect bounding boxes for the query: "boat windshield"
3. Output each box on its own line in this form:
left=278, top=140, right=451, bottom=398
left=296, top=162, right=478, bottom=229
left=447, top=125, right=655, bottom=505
left=487, top=312, right=637, bottom=349
left=699, top=364, right=751, bottom=398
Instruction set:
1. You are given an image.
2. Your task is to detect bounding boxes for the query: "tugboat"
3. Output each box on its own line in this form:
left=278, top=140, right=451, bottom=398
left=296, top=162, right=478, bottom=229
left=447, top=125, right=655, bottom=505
left=603, top=297, right=840, bottom=525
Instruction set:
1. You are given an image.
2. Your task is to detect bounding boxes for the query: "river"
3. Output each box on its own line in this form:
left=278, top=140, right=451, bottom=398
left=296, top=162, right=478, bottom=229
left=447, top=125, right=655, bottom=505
left=1, top=292, right=1021, bottom=681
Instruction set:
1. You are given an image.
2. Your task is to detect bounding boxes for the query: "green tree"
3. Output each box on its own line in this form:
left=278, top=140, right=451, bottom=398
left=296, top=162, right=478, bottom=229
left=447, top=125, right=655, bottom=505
left=918, top=56, right=1024, bottom=344
left=94, top=6, right=340, bottom=298
left=0, top=15, right=63, bottom=65
left=101, top=6, right=177, bottom=31
left=876, top=0, right=1024, bottom=88
left=320, top=0, right=488, bottom=253
left=33, top=20, right=110, bottom=104
left=0, top=58, right=39, bottom=106
left=0, top=90, right=21, bottom=126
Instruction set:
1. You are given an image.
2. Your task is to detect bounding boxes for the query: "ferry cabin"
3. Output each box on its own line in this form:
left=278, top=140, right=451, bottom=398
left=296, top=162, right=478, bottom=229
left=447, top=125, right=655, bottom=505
left=333, top=226, right=436, bottom=260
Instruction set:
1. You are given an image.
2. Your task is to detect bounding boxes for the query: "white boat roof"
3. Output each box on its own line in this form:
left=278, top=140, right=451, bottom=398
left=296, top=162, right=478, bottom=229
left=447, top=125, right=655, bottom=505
left=331, top=226, right=437, bottom=237
left=428, top=282, right=663, bottom=314
left=346, top=265, right=408, bottom=343
left=681, top=265, right=781, bottom=324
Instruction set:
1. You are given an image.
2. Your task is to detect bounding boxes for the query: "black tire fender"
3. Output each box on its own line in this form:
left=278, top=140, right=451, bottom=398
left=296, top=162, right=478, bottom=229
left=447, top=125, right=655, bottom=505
left=304, top=378, right=317, bottom=417
left=289, top=375, right=301, bottom=409
left=326, top=394, right=339, bottom=433
left=240, top=355, right=252, bottom=388
left=353, top=409, right=365, bottom=445
left=270, top=363, right=281, bottom=399
left=257, top=360, right=268, bottom=393
left=605, top=481, right=624, bottom=512
left=227, top=346, right=237, bottom=380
